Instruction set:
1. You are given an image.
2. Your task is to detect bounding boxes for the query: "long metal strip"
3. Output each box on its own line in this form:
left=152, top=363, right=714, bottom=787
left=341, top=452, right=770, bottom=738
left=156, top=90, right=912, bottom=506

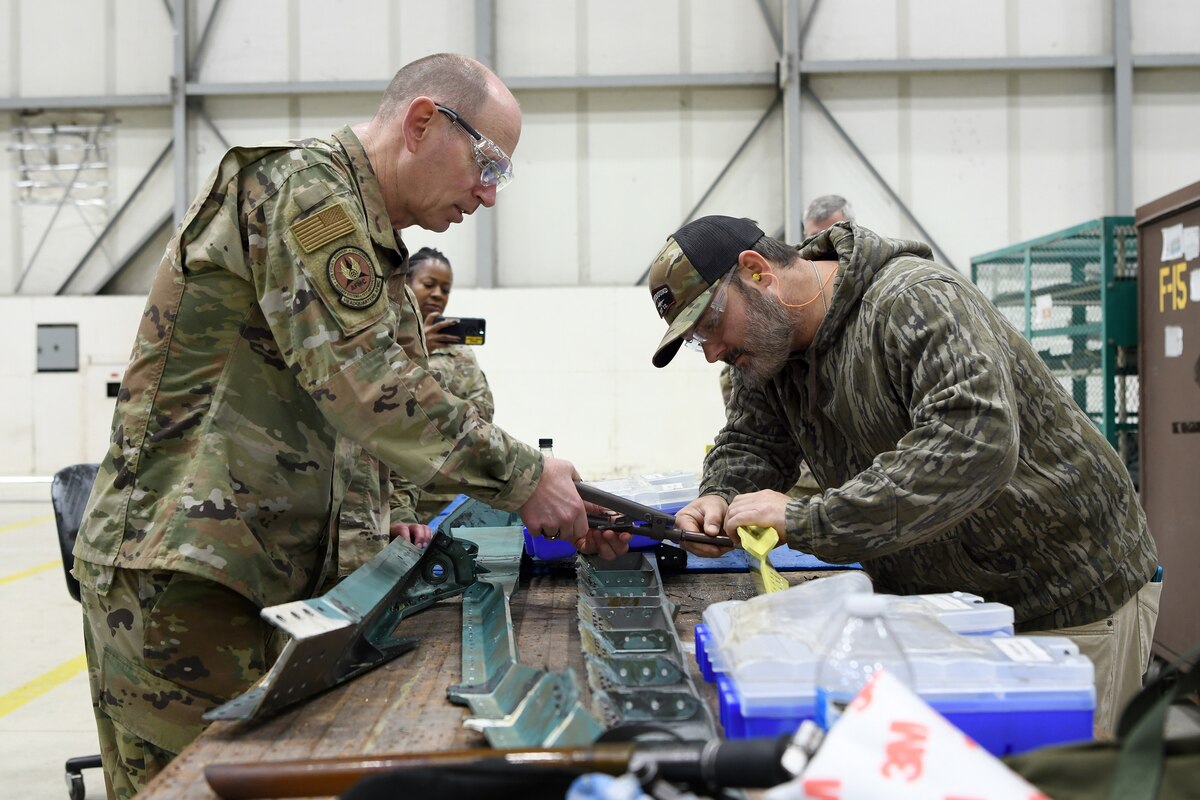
left=577, top=553, right=717, bottom=742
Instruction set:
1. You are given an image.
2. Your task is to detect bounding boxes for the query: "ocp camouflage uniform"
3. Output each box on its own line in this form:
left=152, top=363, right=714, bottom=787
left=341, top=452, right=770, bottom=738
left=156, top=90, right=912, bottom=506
left=334, top=440, right=394, bottom=578
left=336, top=276, right=428, bottom=577
left=407, top=344, right=496, bottom=522
left=337, top=294, right=496, bottom=570
left=72, top=127, right=542, bottom=796
left=706, top=222, right=1157, bottom=628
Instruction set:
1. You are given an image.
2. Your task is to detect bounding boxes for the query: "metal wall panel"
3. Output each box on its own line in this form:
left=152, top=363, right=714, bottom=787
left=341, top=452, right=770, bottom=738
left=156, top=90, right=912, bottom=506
left=1136, top=179, right=1200, bottom=661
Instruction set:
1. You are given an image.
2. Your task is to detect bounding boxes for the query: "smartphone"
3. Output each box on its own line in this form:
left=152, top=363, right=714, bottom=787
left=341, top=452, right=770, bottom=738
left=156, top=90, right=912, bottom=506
left=435, top=316, right=486, bottom=345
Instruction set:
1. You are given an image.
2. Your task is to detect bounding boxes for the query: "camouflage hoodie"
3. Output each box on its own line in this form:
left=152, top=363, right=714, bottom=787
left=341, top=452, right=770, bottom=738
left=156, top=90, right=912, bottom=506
left=704, top=222, right=1156, bottom=630
left=73, top=127, right=541, bottom=608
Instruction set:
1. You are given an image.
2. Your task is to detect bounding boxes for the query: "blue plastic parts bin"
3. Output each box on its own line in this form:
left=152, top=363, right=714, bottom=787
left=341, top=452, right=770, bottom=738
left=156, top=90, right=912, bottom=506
left=698, top=624, right=1093, bottom=756
left=712, top=671, right=1093, bottom=756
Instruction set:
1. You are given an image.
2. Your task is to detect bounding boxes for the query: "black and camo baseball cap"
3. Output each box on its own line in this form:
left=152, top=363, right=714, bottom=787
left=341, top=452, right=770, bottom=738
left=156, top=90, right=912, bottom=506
left=648, top=215, right=765, bottom=368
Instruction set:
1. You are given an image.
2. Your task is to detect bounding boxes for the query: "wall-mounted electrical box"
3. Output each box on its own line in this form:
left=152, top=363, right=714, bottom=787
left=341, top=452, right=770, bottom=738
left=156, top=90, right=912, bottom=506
left=36, top=324, right=79, bottom=372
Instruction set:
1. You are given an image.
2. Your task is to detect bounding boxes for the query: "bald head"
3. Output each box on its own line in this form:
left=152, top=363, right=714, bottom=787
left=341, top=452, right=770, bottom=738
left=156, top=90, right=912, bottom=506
left=376, top=54, right=497, bottom=122
left=357, top=54, right=521, bottom=232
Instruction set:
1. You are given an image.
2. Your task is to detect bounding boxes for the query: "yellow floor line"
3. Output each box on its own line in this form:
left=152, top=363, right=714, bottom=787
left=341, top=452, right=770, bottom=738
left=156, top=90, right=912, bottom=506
left=0, top=560, right=59, bottom=585
left=0, top=654, right=88, bottom=719
left=0, top=514, right=55, bottom=534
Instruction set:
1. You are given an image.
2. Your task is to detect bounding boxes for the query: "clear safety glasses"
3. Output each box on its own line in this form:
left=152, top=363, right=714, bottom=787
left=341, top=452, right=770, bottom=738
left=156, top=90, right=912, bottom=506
left=435, top=103, right=514, bottom=190
left=683, top=268, right=735, bottom=353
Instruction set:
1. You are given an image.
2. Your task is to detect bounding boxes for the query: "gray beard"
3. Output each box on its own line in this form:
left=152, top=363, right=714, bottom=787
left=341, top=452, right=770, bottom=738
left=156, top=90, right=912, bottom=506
left=730, top=279, right=797, bottom=389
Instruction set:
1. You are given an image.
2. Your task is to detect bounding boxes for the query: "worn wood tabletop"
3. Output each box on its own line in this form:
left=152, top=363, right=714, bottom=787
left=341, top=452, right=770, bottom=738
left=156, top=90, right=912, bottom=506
left=139, top=567, right=820, bottom=800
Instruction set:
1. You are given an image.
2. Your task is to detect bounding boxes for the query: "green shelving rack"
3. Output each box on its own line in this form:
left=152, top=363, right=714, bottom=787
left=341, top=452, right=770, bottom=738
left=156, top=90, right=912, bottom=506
left=970, top=217, right=1139, bottom=476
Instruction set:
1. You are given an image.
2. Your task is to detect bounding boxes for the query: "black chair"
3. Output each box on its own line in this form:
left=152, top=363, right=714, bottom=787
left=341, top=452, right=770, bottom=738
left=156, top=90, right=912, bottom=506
left=50, top=463, right=102, bottom=800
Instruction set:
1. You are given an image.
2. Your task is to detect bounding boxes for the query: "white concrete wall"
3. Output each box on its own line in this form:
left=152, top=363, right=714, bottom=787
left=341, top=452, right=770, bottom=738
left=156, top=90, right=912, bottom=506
left=0, top=296, right=144, bottom=475
left=0, top=289, right=727, bottom=479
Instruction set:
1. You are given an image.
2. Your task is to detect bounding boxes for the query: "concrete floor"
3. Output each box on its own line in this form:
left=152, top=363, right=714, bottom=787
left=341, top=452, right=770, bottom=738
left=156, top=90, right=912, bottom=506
left=1, top=484, right=105, bottom=800
left=3, top=479, right=1199, bottom=800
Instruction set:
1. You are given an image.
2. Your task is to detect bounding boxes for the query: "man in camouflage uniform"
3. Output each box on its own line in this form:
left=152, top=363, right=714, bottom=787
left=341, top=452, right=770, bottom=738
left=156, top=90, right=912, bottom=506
left=643, top=215, right=1160, bottom=738
left=716, top=196, right=855, bottom=492
left=338, top=248, right=496, bottom=570
left=73, top=53, right=593, bottom=797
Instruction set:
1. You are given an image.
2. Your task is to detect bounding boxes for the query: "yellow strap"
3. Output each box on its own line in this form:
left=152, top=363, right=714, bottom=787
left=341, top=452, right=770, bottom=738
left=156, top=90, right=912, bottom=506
left=737, top=525, right=789, bottom=593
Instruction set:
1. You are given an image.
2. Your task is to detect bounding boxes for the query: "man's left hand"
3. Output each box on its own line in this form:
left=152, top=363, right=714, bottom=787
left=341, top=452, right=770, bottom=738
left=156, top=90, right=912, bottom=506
left=577, top=528, right=633, bottom=560
left=390, top=522, right=433, bottom=548
left=725, top=490, right=791, bottom=544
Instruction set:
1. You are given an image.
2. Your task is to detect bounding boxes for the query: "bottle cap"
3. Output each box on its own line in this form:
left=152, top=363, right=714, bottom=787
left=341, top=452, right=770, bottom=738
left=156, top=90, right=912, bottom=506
left=538, top=438, right=554, bottom=449
left=843, top=593, right=889, bottom=618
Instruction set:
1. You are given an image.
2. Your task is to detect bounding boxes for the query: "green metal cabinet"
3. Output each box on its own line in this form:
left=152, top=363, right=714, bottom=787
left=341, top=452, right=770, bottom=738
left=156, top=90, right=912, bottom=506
left=970, top=217, right=1139, bottom=475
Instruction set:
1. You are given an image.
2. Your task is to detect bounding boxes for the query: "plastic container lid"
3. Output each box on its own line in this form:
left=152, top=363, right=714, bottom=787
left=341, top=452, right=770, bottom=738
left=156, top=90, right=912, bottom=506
left=844, top=593, right=889, bottom=617
left=538, top=438, right=554, bottom=449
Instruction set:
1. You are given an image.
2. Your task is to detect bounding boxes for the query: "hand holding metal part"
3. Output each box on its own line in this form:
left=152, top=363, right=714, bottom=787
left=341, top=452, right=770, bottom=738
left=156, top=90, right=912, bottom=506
left=575, top=481, right=735, bottom=549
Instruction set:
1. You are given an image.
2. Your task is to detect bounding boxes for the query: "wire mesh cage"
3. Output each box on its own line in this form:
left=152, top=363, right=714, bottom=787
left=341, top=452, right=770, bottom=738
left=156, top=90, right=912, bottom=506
left=971, top=218, right=1139, bottom=482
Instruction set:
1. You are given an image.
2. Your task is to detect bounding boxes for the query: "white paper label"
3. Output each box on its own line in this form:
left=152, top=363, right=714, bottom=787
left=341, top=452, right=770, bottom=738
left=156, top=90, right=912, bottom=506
left=1184, top=226, right=1200, bottom=261
left=992, top=637, right=1052, bottom=663
left=1191, top=268, right=1200, bottom=302
left=1162, top=223, right=1185, bottom=261
left=1165, top=325, right=1184, bottom=358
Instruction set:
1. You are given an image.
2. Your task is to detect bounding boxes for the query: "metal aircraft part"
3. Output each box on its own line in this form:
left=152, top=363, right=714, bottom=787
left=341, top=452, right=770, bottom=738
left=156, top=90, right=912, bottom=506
left=441, top=501, right=603, bottom=748
left=584, top=653, right=688, bottom=688
left=462, top=668, right=604, bottom=748
left=453, top=525, right=524, bottom=598
left=577, top=552, right=663, bottom=600
left=576, top=553, right=717, bottom=742
left=449, top=580, right=544, bottom=719
left=204, top=532, right=479, bottom=722
left=434, top=494, right=522, bottom=534
left=593, top=687, right=718, bottom=743
left=446, top=523, right=537, bottom=720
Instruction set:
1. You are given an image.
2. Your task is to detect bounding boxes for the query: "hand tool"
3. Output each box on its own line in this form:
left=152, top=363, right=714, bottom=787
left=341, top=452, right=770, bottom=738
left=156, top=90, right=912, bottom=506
left=575, top=481, right=735, bottom=549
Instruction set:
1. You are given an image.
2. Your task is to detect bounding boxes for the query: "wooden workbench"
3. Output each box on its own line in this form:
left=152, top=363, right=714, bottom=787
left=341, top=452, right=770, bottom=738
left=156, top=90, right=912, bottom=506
left=139, top=568, right=824, bottom=799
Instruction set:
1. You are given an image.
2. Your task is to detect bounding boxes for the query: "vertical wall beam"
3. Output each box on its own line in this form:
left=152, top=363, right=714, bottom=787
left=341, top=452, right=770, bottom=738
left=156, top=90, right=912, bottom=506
left=475, top=0, right=497, bottom=288
left=782, top=0, right=803, bottom=242
left=172, top=0, right=189, bottom=224
left=1113, top=0, right=1133, bottom=214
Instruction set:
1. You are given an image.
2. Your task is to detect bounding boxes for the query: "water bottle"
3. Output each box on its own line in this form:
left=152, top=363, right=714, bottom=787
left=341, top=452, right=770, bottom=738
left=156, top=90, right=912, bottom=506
left=536, top=438, right=559, bottom=543
left=814, top=593, right=913, bottom=731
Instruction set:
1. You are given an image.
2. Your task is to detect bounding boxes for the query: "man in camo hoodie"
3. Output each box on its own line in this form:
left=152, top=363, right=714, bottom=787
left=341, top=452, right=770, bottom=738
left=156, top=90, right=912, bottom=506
left=645, top=214, right=1160, bottom=738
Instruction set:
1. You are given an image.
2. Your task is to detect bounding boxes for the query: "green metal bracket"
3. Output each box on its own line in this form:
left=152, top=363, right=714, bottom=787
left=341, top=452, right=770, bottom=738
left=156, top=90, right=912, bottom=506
left=577, top=552, right=663, bottom=599
left=448, top=580, right=544, bottom=719
left=444, top=507, right=603, bottom=747
left=451, top=570, right=604, bottom=747
left=204, top=531, right=479, bottom=722
left=584, top=654, right=687, bottom=688
left=576, top=553, right=717, bottom=742
left=462, top=668, right=604, bottom=747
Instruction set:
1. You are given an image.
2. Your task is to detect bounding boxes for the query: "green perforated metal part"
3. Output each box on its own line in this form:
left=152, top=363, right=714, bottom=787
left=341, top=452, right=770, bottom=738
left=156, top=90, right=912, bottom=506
left=204, top=532, right=479, bottom=722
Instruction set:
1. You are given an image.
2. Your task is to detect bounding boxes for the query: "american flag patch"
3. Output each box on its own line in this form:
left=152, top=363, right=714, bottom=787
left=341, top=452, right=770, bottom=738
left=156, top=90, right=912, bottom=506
left=291, top=205, right=356, bottom=253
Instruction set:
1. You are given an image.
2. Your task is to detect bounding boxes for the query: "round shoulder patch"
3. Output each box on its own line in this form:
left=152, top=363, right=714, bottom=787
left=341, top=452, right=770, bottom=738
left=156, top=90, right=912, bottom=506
left=327, top=246, right=383, bottom=309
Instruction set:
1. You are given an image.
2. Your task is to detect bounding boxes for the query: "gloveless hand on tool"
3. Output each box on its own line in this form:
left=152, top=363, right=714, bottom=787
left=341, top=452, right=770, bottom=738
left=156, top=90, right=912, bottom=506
left=575, top=482, right=736, bottom=560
